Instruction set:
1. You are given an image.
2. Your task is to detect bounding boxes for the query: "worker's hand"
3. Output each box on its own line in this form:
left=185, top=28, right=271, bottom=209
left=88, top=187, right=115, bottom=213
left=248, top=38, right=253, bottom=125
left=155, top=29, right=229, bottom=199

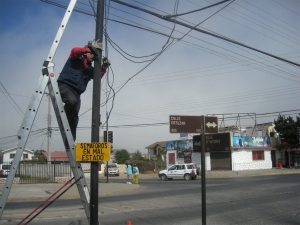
left=102, top=57, right=111, bottom=69
left=93, top=39, right=102, bottom=50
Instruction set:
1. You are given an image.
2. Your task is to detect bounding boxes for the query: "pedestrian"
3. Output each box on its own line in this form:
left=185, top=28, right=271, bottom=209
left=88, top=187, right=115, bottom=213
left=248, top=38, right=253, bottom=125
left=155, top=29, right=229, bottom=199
left=132, top=164, right=139, bottom=184
left=57, top=39, right=111, bottom=140
left=126, top=163, right=132, bottom=184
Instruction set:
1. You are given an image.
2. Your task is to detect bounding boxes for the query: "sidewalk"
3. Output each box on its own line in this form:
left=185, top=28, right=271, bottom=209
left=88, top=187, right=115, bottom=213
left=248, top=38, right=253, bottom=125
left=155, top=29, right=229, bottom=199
left=0, top=168, right=299, bottom=202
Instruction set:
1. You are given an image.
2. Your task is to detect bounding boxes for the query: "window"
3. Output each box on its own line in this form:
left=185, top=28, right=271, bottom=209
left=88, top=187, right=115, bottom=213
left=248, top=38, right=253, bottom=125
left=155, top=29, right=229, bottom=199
left=2, top=165, right=11, bottom=170
left=187, top=164, right=197, bottom=169
left=252, top=151, right=264, bottom=160
left=10, top=153, right=15, bottom=159
left=176, top=165, right=185, bottom=170
left=169, top=165, right=176, bottom=170
left=23, top=154, right=28, bottom=159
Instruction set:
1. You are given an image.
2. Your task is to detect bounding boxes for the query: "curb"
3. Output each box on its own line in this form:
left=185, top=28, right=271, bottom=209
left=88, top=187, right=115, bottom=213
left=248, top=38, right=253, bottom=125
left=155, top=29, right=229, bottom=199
left=4, top=185, right=141, bottom=202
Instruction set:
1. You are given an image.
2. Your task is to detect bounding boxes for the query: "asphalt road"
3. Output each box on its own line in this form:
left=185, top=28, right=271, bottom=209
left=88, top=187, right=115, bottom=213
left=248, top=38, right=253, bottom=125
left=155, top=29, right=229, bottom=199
left=2, top=174, right=300, bottom=225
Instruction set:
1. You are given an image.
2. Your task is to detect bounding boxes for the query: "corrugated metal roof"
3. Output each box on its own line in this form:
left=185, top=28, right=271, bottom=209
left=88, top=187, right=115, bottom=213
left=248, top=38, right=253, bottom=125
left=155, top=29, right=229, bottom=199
left=42, top=152, right=69, bottom=161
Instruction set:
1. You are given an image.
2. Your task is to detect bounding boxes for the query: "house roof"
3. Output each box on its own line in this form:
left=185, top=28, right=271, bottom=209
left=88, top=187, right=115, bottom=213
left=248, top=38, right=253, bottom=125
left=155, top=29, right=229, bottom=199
left=2, top=147, right=34, bottom=154
left=145, top=141, right=166, bottom=149
left=42, top=152, right=69, bottom=161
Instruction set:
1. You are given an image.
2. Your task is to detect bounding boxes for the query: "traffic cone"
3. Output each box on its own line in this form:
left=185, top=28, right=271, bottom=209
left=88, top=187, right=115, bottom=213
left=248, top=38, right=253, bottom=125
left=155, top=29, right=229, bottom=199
left=127, top=221, right=132, bottom=225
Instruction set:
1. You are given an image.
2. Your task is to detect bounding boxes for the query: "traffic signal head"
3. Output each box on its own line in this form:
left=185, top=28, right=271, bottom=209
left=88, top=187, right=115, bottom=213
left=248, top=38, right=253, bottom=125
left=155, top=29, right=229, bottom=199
left=108, top=131, right=113, bottom=143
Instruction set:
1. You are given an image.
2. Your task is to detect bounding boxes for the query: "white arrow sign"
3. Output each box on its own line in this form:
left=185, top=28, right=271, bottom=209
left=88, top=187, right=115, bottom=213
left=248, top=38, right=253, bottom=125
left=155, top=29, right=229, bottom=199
left=206, top=122, right=217, bottom=128
left=194, top=141, right=201, bottom=147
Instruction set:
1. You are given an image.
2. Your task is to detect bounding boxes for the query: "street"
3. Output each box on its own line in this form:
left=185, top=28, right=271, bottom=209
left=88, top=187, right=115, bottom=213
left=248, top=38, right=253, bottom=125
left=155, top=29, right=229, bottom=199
left=2, top=174, right=300, bottom=225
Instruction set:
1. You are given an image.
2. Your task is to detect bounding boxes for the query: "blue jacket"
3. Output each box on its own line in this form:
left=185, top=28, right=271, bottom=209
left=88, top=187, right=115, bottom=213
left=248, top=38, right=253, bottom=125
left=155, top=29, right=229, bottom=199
left=126, top=164, right=132, bottom=175
left=58, top=47, right=93, bottom=94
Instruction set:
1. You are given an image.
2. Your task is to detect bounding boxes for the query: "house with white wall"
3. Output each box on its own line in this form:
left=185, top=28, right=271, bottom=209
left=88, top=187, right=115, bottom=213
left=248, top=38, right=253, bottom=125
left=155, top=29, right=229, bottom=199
left=231, top=147, right=273, bottom=170
left=145, top=141, right=166, bottom=160
left=146, top=133, right=277, bottom=171
left=1, top=147, right=34, bottom=163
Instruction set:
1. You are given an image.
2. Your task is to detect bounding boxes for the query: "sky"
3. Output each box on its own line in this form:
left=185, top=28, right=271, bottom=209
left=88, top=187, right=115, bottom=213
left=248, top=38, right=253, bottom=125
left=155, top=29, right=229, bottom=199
left=0, top=0, right=299, bottom=155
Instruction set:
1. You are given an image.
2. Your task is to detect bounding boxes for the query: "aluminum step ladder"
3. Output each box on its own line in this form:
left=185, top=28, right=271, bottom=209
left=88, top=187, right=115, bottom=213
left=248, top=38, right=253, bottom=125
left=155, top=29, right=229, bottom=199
left=0, top=0, right=91, bottom=222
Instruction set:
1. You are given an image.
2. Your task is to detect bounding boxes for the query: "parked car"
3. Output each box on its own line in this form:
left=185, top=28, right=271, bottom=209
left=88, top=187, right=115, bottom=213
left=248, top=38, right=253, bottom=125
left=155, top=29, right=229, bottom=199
left=158, top=163, right=198, bottom=181
left=0, top=164, right=11, bottom=177
left=104, top=163, right=119, bottom=176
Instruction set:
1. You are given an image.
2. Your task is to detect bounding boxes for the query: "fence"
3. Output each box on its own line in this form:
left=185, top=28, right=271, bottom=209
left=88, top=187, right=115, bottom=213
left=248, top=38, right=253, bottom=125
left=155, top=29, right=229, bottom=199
left=1, top=161, right=72, bottom=184
left=0, top=160, right=166, bottom=183
left=124, top=161, right=167, bottom=173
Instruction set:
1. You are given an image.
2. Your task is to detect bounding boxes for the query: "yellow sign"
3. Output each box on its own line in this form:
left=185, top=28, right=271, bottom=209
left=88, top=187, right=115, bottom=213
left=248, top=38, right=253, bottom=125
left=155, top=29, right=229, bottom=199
left=76, top=142, right=111, bottom=162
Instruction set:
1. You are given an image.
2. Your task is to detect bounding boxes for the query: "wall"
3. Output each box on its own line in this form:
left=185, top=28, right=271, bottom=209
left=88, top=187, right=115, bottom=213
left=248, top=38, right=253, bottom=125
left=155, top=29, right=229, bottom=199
left=3, top=150, right=34, bottom=162
left=232, top=149, right=272, bottom=171
left=148, top=148, right=156, bottom=159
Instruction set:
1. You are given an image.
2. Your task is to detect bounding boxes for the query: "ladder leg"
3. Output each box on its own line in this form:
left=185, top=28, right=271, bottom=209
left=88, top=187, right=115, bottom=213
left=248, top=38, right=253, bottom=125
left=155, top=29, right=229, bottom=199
left=0, top=0, right=80, bottom=219
left=0, top=72, right=50, bottom=217
left=47, top=65, right=90, bottom=221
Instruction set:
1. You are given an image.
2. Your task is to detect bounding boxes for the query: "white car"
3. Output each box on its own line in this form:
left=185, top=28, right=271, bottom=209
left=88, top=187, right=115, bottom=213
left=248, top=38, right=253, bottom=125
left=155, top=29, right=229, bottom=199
left=158, top=163, right=198, bottom=181
left=0, top=164, right=11, bottom=177
left=104, top=163, right=119, bottom=176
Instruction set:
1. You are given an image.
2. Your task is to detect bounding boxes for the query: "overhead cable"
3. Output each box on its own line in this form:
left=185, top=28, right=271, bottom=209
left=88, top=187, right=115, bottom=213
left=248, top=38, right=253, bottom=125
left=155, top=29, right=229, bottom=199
left=110, top=0, right=300, bottom=67
left=164, top=0, right=231, bottom=19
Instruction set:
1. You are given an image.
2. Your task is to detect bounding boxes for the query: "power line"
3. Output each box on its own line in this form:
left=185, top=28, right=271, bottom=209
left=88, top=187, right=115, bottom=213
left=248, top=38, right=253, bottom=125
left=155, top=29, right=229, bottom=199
left=165, top=0, right=232, bottom=19
left=40, top=0, right=300, bottom=85
left=273, top=0, right=300, bottom=17
left=0, top=82, right=24, bottom=117
left=110, top=0, right=300, bottom=67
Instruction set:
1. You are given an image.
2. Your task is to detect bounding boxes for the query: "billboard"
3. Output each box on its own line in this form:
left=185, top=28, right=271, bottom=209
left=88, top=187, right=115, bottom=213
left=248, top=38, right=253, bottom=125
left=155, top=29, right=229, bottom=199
left=232, top=136, right=271, bottom=147
left=166, top=139, right=193, bottom=158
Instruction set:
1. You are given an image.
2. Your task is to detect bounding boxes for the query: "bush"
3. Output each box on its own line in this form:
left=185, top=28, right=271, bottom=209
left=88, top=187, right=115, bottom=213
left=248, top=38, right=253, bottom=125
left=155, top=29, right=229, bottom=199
left=127, top=160, right=166, bottom=174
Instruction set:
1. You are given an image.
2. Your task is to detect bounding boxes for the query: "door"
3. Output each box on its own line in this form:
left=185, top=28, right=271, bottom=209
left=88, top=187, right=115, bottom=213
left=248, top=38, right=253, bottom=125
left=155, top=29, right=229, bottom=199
left=167, top=164, right=185, bottom=178
left=168, top=152, right=175, bottom=164
left=210, top=152, right=231, bottom=170
left=167, top=165, right=177, bottom=178
left=175, top=164, right=186, bottom=178
left=271, top=150, right=276, bottom=167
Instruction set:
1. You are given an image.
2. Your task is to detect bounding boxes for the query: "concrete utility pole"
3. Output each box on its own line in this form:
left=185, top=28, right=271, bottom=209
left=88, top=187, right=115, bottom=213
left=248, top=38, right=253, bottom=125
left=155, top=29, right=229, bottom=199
left=90, top=0, right=104, bottom=224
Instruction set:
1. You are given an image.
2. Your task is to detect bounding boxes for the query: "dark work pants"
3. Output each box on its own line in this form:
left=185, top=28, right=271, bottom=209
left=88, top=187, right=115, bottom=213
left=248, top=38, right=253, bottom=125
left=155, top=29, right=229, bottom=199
left=58, top=82, right=81, bottom=141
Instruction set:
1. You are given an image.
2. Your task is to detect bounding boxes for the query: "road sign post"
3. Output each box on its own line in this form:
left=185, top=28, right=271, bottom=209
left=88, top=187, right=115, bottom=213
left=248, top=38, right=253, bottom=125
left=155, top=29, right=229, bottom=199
left=201, top=116, right=206, bottom=225
left=169, top=114, right=218, bottom=225
left=297, top=127, right=300, bottom=145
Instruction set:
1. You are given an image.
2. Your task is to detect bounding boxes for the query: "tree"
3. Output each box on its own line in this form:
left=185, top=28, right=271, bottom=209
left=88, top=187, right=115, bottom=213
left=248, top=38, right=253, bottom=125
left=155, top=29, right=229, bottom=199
left=152, top=148, right=166, bottom=161
left=274, top=114, right=300, bottom=149
left=31, top=150, right=47, bottom=162
left=114, top=149, right=130, bottom=164
left=131, top=150, right=142, bottom=160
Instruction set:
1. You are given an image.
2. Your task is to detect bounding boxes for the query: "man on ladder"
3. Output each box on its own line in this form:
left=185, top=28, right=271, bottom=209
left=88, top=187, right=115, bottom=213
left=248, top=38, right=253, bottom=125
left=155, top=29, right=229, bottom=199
left=57, top=40, right=111, bottom=140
